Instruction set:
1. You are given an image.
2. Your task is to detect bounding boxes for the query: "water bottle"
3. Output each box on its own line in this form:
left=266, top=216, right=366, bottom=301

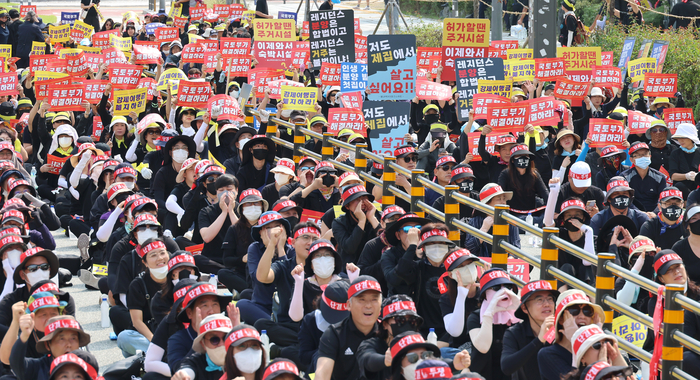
left=524, top=213, right=534, bottom=247
left=261, top=330, right=270, bottom=364
left=209, top=274, right=217, bottom=287
left=427, top=328, right=437, bottom=345
left=533, top=223, right=542, bottom=248
left=101, top=295, right=111, bottom=328
left=30, top=167, right=37, bottom=188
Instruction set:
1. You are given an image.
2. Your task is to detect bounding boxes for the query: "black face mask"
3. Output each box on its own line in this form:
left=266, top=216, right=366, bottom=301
left=206, top=183, right=217, bottom=195
left=390, top=322, right=417, bottom=337
left=656, top=106, right=667, bottom=116
left=514, top=157, right=530, bottom=169
left=321, top=173, right=335, bottom=187
left=690, top=221, right=700, bottom=235
left=458, top=181, right=473, bottom=193
left=424, top=114, right=439, bottom=125
left=284, top=216, right=299, bottom=229
left=611, top=195, right=631, bottom=210
left=252, top=148, right=268, bottom=160
left=662, top=205, right=683, bottom=222
left=563, top=217, right=584, bottom=232
left=178, top=269, right=192, bottom=280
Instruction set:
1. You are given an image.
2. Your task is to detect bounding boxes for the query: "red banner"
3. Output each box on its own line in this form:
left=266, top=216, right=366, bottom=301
left=487, top=103, right=528, bottom=134
left=601, top=51, right=613, bottom=66
left=173, top=16, right=188, bottom=28
left=300, top=209, right=324, bottom=227
left=628, top=110, right=655, bottom=134
left=478, top=257, right=530, bottom=283
left=133, top=44, right=161, bottom=65
left=213, top=3, right=231, bottom=18
left=328, top=108, right=366, bottom=137
left=109, top=64, right=142, bottom=89
left=177, top=80, right=211, bottom=108
left=47, top=154, right=70, bottom=175
left=489, top=40, right=518, bottom=59
left=320, top=63, right=341, bottom=86
left=417, top=47, right=441, bottom=71
left=644, top=73, right=677, bottom=97
left=441, top=46, right=488, bottom=82
left=83, top=53, right=103, bottom=73
left=588, top=119, right=625, bottom=148
left=19, top=5, right=36, bottom=18
left=46, top=58, right=67, bottom=73
left=523, top=97, right=560, bottom=126
left=30, top=55, right=56, bottom=73
left=355, top=35, right=367, bottom=63
left=155, top=27, right=179, bottom=43
left=0, top=72, right=16, bottom=97
left=592, top=66, right=622, bottom=88
left=91, top=116, right=104, bottom=141
left=535, top=58, right=566, bottom=80
left=466, top=132, right=506, bottom=161
left=92, top=30, right=119, bottom=49
left=202, top=51, right=218, bottom=73
left=48, top=84, right=85, bottom=111
left=229, top=4, right=246, bottom=20
left=103, top=47, right=127, bottom=65
left=248, top=69, right=285, bottom=97
left=340, top=92, right=363, bottom=109
left=253, top=40, right=293, bottom=70
left=83, top=80, right=108, bottom=104
left=137, top=77, right=158, bottom=99
left=36, top=77, right=71, bottom=99
left=416, top=80, right=451, bottom=101
left=292, top=41, right=310, bottom=68
left=182, top=43, right=207, bottom=63
left=664, top=108, right=695, bottom=134
left=224, top=56, right=251, bottom=77
left=66, top=51, right=89, bottom=77
left=553, top=78, right=589, bottom=100
left=190, top=5, right=206, bottom=20
left=207, top=94, right=244, bottom=121
left=472, top=93, right=510, bottom=119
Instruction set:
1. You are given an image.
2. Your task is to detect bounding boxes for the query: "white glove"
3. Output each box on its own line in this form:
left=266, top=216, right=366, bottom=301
left=687, top=171, right=697, bottom=181
left=141, top=167, right=152, bottom=179
left=483, top=288, right=509, bottom=317
left=177, top=211, right=184, bottom=227
left=549, top=180, right=561, bottom=193
left=114, top=154, right=123, bottom=162
left=22, top=193, right=44, bottom=208
left=258, top=109, right=270, bottom=123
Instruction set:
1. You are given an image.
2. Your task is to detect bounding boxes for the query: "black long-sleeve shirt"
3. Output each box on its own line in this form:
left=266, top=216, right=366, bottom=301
left=357, top=233, right=390, bottom=296
left=497, top=168, right=548, bottom=213
left=332, top=213, right=380, bottom=265
left=502, top=321, right=547, bottom=380
left=9, top=338, right=52, bottom=380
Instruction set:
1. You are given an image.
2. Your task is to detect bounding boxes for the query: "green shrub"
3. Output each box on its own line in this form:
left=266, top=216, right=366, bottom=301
left=585, top=23, right=700, bottom=114
left=399, top=19, right=443, bottom=47
left=396, top=0, right=475, bottom=19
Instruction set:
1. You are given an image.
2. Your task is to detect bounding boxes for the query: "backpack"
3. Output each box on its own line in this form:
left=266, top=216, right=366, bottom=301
left=567, top=14, right=587, bottom=46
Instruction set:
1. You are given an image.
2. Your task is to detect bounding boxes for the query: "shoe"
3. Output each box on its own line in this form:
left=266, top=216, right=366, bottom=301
left=364, top=6, right=370, bottom=9
left=77, top=233, right=90, bottom=262
left=78, top=269, right=99, bottom=290
left=354, top=5, right=360, bottom=8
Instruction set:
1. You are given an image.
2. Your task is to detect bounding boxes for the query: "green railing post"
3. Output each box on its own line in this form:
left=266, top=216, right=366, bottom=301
left=321, top=132, right=334, bottom=161
left=354, top=143, right=368, bottom=174
left=596, top=252, right=616, bottom=331
left=293, top=123, right=304, bottom=164
left=410, top=170, right=425, bottom=218
left=540, top=227, right=559, bottom=289
left=381, top=157, right=396, bottom=211
left=444, top=185, right=460, bottom=245
left=491, top=205, right=509, bottom=270
left=662, top=284, right=685, bottom=380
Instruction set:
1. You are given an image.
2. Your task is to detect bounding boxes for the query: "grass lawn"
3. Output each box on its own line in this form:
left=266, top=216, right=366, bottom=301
left=0, top=3, right=57, bottom=24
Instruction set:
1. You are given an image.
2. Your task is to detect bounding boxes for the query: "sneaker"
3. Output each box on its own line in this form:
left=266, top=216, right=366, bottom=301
left=77, top=233, right=90, bottom=262
left=364, top=6, right=370, bottom=9
left=78, top=269, right=99, bottom=290
left=353, top=5, right=360, bottom=8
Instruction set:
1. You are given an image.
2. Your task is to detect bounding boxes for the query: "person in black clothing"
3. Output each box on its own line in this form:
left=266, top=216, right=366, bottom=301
left=669, top=123, right=700, bottom=198
left=498, top=143, right=549, bottom=224
left=180, top=164, right=224, bottom=250
left=431, top=164, right=478, bottom=223
left=255, top=0, right=273, bottom=18
left=290, top=161, right=340, bottom=214
left=670, top=0, right=700, bottom=28
left=357, top=206, right=406, bottom=296
left=594, top=145, right=628, bottom=191
left=478, top=133, right=517, bottom=184
left=80, top=0, right=101, bottom=32
left=622, top=142, right=667, bottom=212
left=646, top=119, right=676, bottom=173
left=671, top=205, right=700, bottom=284
left=552, top=129, right=581, bottom=184
left=315, top=276, right=382, bottom=380
left=280, top=156, right=318, bottom=199
left=332, top=184, right=380, bottom=265
left=559, top=0, right=578, bottom=47
left=262, top=158, right=297, bottom=208
left=171, top=313, right=233, bottom=380
left=198, top=174, right=239, bottom=262
left=303, top=115, right=327, bottom=155
left=387, top=331, right=441, bottom=380
left=47, top=350, right=100, bottom=380
left=236, top=134, right=276, bottom=192
left=614, top=0, right=642, bottom=26
left=150, top=252, right=200, bottom=325
left=151, top=133, right=196, bottom=221
left=440, top=248, right=480, bottom=352
left=222, top=324, right=270, bottom=380
left=371, top=146, right=418, bottom=212
left=502, top=280, right=558, bottom=380
left=381, top=213, right=430, bottom=297
left=556, top=161, right=605, bottom=217
left=424, top=156, right=457, bottom=206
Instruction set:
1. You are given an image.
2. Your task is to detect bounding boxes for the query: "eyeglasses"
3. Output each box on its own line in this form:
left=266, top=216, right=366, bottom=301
left=312, top=252, right=334, bottom=259
left=205, top=335, right=224, bottom=347
left=297, top=234, right=318, bottom=242
left=402, top=155, right=418, bottom=163
left=632, top=152, right=651, bottom=159
left=135, top=225, right=159, bottom=233
left=205, top=175, right=219, bottom=183
left=26, top=263, right=50, bottom=272
left=591, top=339, right=615, bottom=350
left=404, top=351, right=435, bottom=364
left=300, top=166, right=316, bottom=171
left=439, top=164, right=455, bottom=171
left=566, top=304, right=594, bottom=317
left=529, top=295, right=555, bottom=306
left=650, top=128, right=666, bottom=134
left=146, top=129, right=161, bottom=135
left=401, top=225, right=421, bottom=233
left=394, top=316, right=420, bottom=328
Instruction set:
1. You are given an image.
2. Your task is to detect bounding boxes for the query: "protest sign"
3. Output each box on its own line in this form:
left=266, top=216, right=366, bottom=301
left=50, top=24, right=70, bottom=44
left=627, top=110, right=655, bottom=134
left=113, top=87, right=148, bottom=116
left=65, top=52, right=89, bottom=77
left=417, top=47, right=441, bottom=71
left=441, top=19, right=489, bottom=81
left=478, top=258, right=530, bottom=283
left=320, top=63, right=341, bottom=86
left=177, top=80, right=211, bottom=108
left=507, top=49, right=533, bottom=60
left=71, top=20, right=93, bottom=40
left=213, top=4, right=231, bottom=19
left=190, top=6, right=206, bottom=20
left=643, top=73, right=677, bottom=97
left=340, top=63, right=367, bottom=93
left=253, top=19, right=296, bottom=41
left=592, top=66, right=622, bottom=88
left=83, top=53, right=103, bottom=73
left=472, top=94, right=510, bottom=119
left=155, top=27, right=179, bottom=43
left=487, top=103, right=528, bottom=134
left=308, top=10, right=355, bottom=69
left=83, top=80, right=108, bottom=104
left=664, top=108, right=694, bottom=134
left=268, top=80, right=304, bottom=100
left=182, top=43, right=207, bottom=63
left=278, top=11, right=297, bottom=20
left=207, top=95, right=244, bottom=121
left=145, top=22, right=166, bottom=35
left=612, top=316, right=646, bottom=348
left=364, top=101, right=411, bottom=156
left=133, top=44, right=161, bottom=65
left=281, top=86, right=317, bottom=111
left=341, top=92, right=363, bottom=109
left=157, top=68, right=185, bottom=91
left=650, top=40, right=670, bottom=73
left=328, top=108, right=366, bottom=137
left=553, top=78, right=589, bottom=100
left=109, top=34, right=132, bottom=52
left=508, top=59, right=535, bottom=81
left=292, top=41, right=311, bottom=68
left=416, top=80, right=451, bottom=101
left=601, top=51, right=613, bottom=66
left=557, top=46, right=601, bottom=72
left=31, top=41, right=46, bottom=56
left=588, top=119, right=625, bottom=148
left=454, top=58, right=505, bottom=121
left=477, top=79, right=512, bottom=99
left=103, top=47, right=128, bottom=65
left=524, top=97, right=560, bottom=126
left=220, top=38, right=250, bottom=56
left=48, top=84, right=85, bottom=112
left=355, top=35, right=367, bottom=62
left=367, top=35, right=416, bottom=101
left=535, top=58, right=566, bottom=81
left=20, top=5, right=36, bottom=18
left=92, top=30, right=119, bottom=49
left=253, top=37, right=294, bottom=70
left=47, top=155, right=70, bottom=175
left=91, top=116, right=103, bottom=141
left=618, top=37, right=636, bottom=79
left=45, top=58, right=67, bottom=73
left=489, top=40, right=518, bottom=59
left=224, top=56, right=252, bottom=76
left=172, top=16, right=188, bottom=28
left=466, top=132, right=507, bottom=161
left=137, top=77, right=158, bottom=99
left=203, top=51, right=218, bottom=73
left=36, top=76, right=70, bottom=99
left=627, top=57, right=656, bottom=83
left=109, top=64, right=142, bottom=89
left=0, top=72, right=17, bottom=97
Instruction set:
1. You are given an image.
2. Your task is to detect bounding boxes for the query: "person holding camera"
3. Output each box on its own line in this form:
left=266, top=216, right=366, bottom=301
left=371, top=146, right=418, bottom=213
left=417, top=123, right=456, bottom=175
left=290, top=161, right=340, bottom=215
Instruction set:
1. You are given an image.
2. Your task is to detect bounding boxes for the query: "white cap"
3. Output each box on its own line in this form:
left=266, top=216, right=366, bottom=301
left=671, top=123, right=700, bottom=145
left=590, top=87, right=604, bottom=97
left=571, top=324, right=613, bottom=368
left=569, top=162, right=592, bottom=188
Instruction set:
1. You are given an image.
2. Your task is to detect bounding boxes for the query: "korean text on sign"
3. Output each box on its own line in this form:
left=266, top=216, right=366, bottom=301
left=364, top=101, right=410, bottom=157
left=487, top=103, right=527, bottom=134
left=340, top=63, right=367, bottom=93
left=367, top=35, right=416, bottom=101
left=556, top=47, right=601, bottom=71
left=177, top=80, right=211, bottom=109
left=553, top=78, right=590, bottom=100
left=253, top=19, right=296, bottom=41
left=588, top=119, right=625, bottom=148
left=207, top=95, right=244, bottom=121
left=281, top=86, right=317, bottom=112
left=416, top=80, right=451, bottom=101
left=477, top=79, right=512, bottom=99
left=113, top=87, right=148, bottom=116
left=309, top=10, right=354, bottom=69
left=472, top=94, right=509, bottom=119
left=535, top=58, right=566, bottom=80
left=592, top=66, right=622, bottom=88
left=48, top=84, right=85, bottom=112
left=455, top=58, right=504, bottom=120
left=328, top=108, right=366, bottom=136
left=627, top=110, right=655, bottom=134
left=643, top=73, right=677, bottom=97
left=627, top=57, right=656, bottom=83
left=663, top=108, right=694, bottom=134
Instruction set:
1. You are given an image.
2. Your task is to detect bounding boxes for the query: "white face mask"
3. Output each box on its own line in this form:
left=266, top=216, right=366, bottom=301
left=234, top=347, right=263, bottom=373
left=137, top=229, right=159, bottom=245
left=312, top=256, right=335, bottom=278
left=451, top=263, right=478, bottom=285
left=229, top=90, right=240, bottom=98
left=206, top=346, right=227, bottom=366
left=424, top=244, right=449, bottom=263
left=5, top=249, right=22, bottom=269
left=25, top=268, right=50, bottom=286
left=172, top=149, right=188, bottom=163
left=242, top=205, right=262, bottom=222
left=281, top=109, right=293, bottom=118
left=150, top=265, right=168, bottom=279
left=123, top=181, right=135, bottom=190
left=238, top=138, right=250, bottom=150
left=58, top=137, right=72, bottom=148
left=403, top=360, right=423, bottom=380
left=274, top=173, right=290, bottom=186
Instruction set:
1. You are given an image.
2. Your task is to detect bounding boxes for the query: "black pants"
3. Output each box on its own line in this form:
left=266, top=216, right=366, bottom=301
left=142, top=372, right=170, bottom=380
left=109, top=304, right=133, bottom=335
left=69, top=219, right=91, bottom=238
left=192, top=255, right=225, bottom=276
left=37, top=184, right=58, bottom=203
left=218, top=268, right=249, bottom=293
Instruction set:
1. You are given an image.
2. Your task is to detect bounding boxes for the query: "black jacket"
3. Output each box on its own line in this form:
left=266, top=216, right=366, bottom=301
left=332, top=213, right=380, bottom=265
left=502, top=320, right=547, bottom=380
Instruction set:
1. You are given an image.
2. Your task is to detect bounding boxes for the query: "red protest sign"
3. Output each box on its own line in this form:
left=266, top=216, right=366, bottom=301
left=47, top=154, right=70, bottom=175
left=137, top=77, right=158, bottom=99
left=48, top=84, right=85, bottom=111
left=535, top=58, right=566, bottom=81
left=203, top=51, right=219, bottom=73
left=182, top=43, right=207, bottom=63
left=644, top=73, right=677, bottom=97
left=36, top=77, right=71, bottom=99
left=354, top=18, right=360, bottom=33
left=355, top=35, right=367, bottom=62
left=489, top=40, right=518, bottom=59
left=588, top=119, right=625, bottom=148
left=553, top=78, right=589, bottom=100
left=19, top=5, right=36, bottom=18
left=103, top=47, right=127, bottom=65
left=627, top=110, right=655, bottom=134
left=300, top=209, right=324, bottom=227
left=155, top=27, right=179, bottom=43
left=328, top=108, right=366, bottom=137
left=523, top=97, right=560, bottom=126
left=199, top=40, right=219, bottom=52
left=664, top=108, right=694, bottom=134
left=109, top=64, right=142, bottom=89
left=91, top=116, right=104, bottom=141
left=185, top=244, right=204, bottom=255
left=220, top=38, right=250, bottom=57
left=592, top=66, right=621, bottom=88
left=224, top=56, right=252, bottom=76
left=46, top=58, right=67, bottom=73
left=173, top=16, right=188, bottom=28
left=340, top=92, right=363, bottom=109
left=487, top=103, right=528, bottom=134
left=92, top=30, right=119, bottom=49
left=134, top=41, right=159, bottom=50
left=190, top=5, right=206, bottom=20
left=248, top=69, right=285, bottom=97
left=601, top=51, right=613, bottom=66
left=292, top=41, right=310, bottom=68
left=213, top=3, right=231, bottom=18
left=320, top=63, right=341, bottom=86
left=0, top=72, right=17, bottom=96
left=472, top=93, right=510, bottom=119
left=177, top=80, right=211, bottom=108
left=207, top=94, right=244, bottom=121
left=83, top=53, right=103, bottom=73
left=83, top=80, right=108, bottom=104
left=30, top=55, right=56, bottom=73
left=478, top=257, right=530, bottom=283
left=133, top=44, right=161, bottom=65
left=428, top=56, right=441, bottom=77
left=66, top=51, right=89, bottom=77
left=416, top=80, right=451, bottom=101
left=268, top=79, right=303, bottom=100
left=417, top=47, right=441, bottom=71
left=466, top=132, right=506, bottom=161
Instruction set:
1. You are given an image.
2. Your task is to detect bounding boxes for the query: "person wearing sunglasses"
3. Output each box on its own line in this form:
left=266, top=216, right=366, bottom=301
left=498, top=142, right=549, bottom=225
left=171, top=313, right=233, bottom=380
left=645, top=119, right=675, bottom=172
left=291, top=161, right=340, bottom=215
left=381, top=213, right=429, bottom=296
left=537, top=289, right=605, bottom=380
left=388, top=331, right=441, bottom=380
left=416, top=123, right=457, bottom=176
left=464, top=184, right=521, bottom=257
left=357, top=206, right=406, bottom=296
left=569, top=325, right=627, bottom=371
left=280, top=156, right=319, bottom=200
left=371, top=146, right=416, bottom=213
left=430, top=164, right=478, bottom=223
left=424, top=156, right=457, bottom=206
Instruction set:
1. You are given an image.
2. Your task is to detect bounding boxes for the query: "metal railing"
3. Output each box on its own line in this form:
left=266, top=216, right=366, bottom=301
left=246, top=105, right=700, bottom=380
